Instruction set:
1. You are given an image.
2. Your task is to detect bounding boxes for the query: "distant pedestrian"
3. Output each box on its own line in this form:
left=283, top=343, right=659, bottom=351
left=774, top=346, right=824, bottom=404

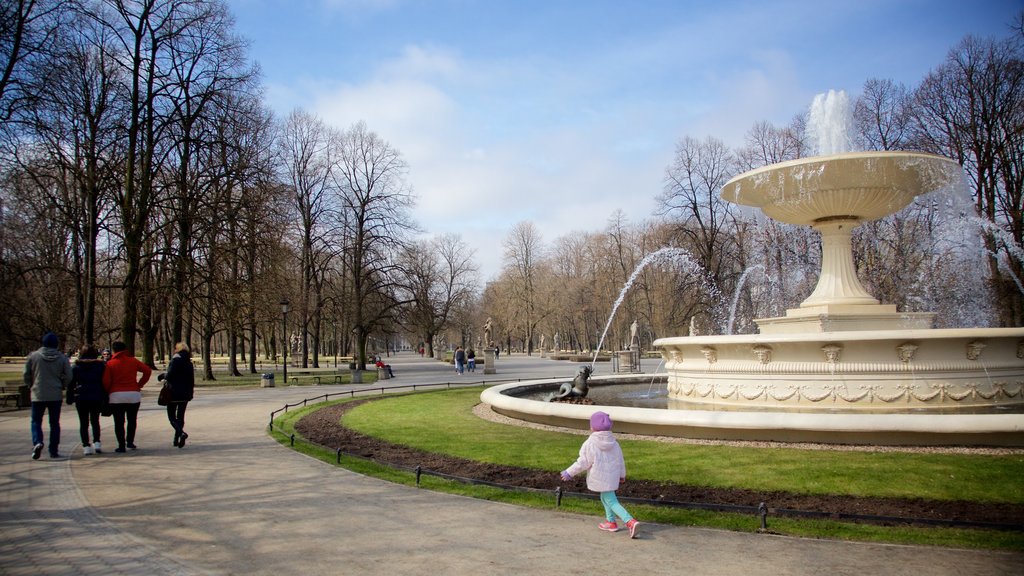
left=68, top=344, right=107, bottom=455
left=491, top=342, right=499, bottom=360
left=467, top=348, right=476, bottom=372
left=454, top=346, right=466, bottom=374
left=102, top=341, right=152, bottom=453
left=24, top=332, right=72, bottom=459
left=161, top=342, right=194, bottom=448
left=560, top=411, right=640, bottom=538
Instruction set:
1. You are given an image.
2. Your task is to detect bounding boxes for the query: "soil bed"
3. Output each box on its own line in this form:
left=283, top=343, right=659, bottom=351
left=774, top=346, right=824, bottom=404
left=294, top=400, right=1023, bottom=529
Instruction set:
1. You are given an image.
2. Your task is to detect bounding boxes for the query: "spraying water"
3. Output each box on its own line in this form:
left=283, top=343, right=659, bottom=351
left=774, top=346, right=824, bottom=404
left=726, top=264, right=766, bottom=335
left=806, top=89, right=853, bottom=155
left=591, top=247, right=716, bottom=367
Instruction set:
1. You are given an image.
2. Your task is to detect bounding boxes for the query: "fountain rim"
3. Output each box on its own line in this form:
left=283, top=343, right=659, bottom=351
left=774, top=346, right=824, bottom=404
left=653, top=327, right=1024, bottom=347
left=480, top=375, right=1024, bottom=441
left=721, top=149, right=960, bottom=189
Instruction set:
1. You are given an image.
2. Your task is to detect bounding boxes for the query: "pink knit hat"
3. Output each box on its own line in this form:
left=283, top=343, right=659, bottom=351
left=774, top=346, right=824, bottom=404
left=590, top=411, right=612, bottom=431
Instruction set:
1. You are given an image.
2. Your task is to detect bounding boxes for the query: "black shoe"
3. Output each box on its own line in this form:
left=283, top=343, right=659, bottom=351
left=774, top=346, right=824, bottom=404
left=177, top=432, right=188, bottom=448
left=49, top=453, right=62, bottom=459
left=31, top=443, right=43, bottom=460
left=173, top=432, right=180, bottom=447
left=127, top=443, right=137, bottom=450
left=115, top=447, right=126, bottom=453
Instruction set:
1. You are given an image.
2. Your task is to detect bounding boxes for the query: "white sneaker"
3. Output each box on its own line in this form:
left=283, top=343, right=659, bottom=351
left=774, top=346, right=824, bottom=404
left=83, top=445, right=94, bottom=455
left=92, top=441, right=102, bottom=454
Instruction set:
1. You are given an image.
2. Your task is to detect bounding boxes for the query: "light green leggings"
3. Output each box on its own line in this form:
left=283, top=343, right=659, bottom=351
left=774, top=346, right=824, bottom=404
left=600, top=491, right=634, bottom=524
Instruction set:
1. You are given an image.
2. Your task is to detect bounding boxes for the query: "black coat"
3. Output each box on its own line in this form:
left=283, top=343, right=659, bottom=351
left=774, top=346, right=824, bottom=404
left=70, top=359, right=106, bottom=403
left=165, top=351, right=195, bottom=402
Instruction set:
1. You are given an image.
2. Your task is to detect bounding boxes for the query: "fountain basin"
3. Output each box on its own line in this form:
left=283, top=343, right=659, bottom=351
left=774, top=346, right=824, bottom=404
left=479, top=372, right=1024, bottom=446
left=655, top=328, right=1024, bottom=412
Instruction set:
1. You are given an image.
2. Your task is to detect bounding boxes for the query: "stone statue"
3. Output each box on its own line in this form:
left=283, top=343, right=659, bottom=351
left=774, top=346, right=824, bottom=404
left=539, top=334, right=546, bottom=352
left=553, top=332, right=560, bottom=351
left=483, top=317, right=493, bottom=345
left=629, top=320, right=639, bottom=348
left=550, top=366, right=592, bottom=401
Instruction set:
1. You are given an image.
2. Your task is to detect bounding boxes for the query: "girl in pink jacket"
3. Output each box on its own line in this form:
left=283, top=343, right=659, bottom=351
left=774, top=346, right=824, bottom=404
left=560, top=411, right=640, bottom=538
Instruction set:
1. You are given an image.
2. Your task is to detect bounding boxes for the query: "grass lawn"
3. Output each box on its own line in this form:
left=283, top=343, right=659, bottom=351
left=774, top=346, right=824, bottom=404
left=270, top=387, right=1024, bottom=551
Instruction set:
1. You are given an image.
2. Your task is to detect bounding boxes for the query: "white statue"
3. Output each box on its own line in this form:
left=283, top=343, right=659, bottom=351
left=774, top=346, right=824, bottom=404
left=483, top=317, right=493, bottom=344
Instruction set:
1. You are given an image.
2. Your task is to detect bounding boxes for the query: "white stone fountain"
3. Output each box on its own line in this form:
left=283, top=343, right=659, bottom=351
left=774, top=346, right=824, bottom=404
left=656, top=151, right=1024, bottom=425
left=482, top=93, right=1024, bottom=446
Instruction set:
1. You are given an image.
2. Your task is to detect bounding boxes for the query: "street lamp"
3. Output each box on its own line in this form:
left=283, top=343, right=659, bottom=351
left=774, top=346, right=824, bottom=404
left=280, top=298, right=290, bottom=384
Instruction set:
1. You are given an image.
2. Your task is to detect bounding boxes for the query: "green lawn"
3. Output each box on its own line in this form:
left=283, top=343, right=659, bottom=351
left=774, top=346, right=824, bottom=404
left=271, top=387, right=1024, bottom=550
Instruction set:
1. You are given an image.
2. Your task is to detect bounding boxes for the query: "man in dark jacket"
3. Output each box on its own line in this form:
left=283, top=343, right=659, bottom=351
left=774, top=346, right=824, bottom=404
left=24, top=332, right=72, bottom=459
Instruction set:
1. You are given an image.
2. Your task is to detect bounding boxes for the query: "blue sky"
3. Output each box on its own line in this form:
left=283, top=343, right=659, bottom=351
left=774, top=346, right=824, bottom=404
left=225, top=0, right=1021, bottom=281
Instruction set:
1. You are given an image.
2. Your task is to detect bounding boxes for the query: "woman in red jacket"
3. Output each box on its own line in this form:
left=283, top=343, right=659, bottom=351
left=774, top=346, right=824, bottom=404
left=102, top=341, right=152, bottom=452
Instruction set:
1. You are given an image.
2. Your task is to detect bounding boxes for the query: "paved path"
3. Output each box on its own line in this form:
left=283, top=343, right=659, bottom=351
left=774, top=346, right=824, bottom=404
left=1, top=353, right=1021, bottom=575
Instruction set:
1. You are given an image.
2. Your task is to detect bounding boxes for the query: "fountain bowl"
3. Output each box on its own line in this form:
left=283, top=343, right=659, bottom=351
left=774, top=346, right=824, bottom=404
left=720, top=151, right=963, bottom=226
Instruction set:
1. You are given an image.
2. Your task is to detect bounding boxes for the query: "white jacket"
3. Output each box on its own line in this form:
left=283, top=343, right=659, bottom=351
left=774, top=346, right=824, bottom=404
left=564, top=431, right=626, bottom=492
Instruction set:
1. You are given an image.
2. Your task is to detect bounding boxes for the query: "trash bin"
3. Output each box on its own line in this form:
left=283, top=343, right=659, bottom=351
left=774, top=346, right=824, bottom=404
left=261, top=373, right=275, bottom=388
left=377, top=367, right=390, bottom=380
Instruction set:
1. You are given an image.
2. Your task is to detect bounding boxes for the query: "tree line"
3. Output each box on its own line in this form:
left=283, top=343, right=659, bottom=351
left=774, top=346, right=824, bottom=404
left=1, top=2, right=1021, bottom=374
left=480, top=17, right=1024, bottom=354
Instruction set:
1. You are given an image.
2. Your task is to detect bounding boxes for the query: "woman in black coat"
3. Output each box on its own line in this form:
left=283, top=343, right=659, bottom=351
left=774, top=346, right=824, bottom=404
left=68, top=344, right=107, bottom=454
left=162, top=342, right=195, bottom=448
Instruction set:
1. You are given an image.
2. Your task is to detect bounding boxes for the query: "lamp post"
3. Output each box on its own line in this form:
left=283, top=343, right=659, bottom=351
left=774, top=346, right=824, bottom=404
left=280, top=298, right=290, bottom=384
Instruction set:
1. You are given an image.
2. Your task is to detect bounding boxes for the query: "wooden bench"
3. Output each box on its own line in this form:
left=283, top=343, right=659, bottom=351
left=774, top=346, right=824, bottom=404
left=0, top=383, right=27, bottom=409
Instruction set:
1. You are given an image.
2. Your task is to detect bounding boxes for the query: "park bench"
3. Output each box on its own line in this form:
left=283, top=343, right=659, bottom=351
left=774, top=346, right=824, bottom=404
left=288, top=372, right=322, bottom=385
left=0, top=382, right=28, bottom=409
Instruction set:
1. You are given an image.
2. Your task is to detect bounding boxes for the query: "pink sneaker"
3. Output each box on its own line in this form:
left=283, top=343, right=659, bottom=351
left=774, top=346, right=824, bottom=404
left=598, top=521, right=619, bottom=532
left=626, top=519, right=640, bottom=539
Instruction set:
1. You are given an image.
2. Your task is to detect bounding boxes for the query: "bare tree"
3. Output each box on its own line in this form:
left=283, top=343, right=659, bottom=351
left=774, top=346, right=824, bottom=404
left=501, top=221, right=553, bottom=354
left=399, top=233, right=478, bottom=357
left=853, top=78, right=913, bottom=151
left=912, top=34, right=1024, bottom=325
left=0, top=0, right=69, bottom=129
left=276, top=108, right=338, bottom=367
left=333, top=121, right=416, bottom=369
left=657, top=135, right=742, bottom=329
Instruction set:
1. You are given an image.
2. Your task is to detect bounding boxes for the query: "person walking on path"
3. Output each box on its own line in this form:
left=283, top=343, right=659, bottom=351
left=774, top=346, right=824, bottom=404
left=102, top=341, right=152, bottom=453
left=467, top=348, right=476, bottom=372
left=560, top=411, right=640, bottom=538
left=67, top=344, right=107, bottom=455
left=454, top=346, right=466, bottom=375
left=161, top=342, right=195, bottom=449
left=24, top=332, right=72, bottom=459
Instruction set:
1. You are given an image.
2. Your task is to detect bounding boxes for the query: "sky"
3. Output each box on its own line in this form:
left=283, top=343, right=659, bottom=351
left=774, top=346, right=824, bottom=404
left=224, top=0, right=1022, bottom=282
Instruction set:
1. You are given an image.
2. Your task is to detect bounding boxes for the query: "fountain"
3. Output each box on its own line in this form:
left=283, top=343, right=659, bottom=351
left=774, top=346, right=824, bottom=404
left=482, top=92, right=1024, bottom=446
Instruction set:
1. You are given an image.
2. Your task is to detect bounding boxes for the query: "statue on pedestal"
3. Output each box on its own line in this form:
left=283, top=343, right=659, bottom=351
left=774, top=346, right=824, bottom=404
left=483, top=317, right=493, bottom=346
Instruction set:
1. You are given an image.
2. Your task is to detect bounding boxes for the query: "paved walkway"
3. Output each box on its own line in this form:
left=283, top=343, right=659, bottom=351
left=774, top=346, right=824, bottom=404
left=1, top=353, right=1021, bottom=575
